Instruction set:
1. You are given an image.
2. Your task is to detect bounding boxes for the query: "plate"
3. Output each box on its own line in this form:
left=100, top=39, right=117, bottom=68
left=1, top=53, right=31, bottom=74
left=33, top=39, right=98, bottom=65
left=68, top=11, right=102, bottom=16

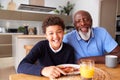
left=57, top=64, right=80, bottom=75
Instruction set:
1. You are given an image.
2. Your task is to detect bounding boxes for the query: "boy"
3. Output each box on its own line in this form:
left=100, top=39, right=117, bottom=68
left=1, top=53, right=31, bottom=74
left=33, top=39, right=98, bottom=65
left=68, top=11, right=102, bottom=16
left=17, top=16, right=75, bottom=79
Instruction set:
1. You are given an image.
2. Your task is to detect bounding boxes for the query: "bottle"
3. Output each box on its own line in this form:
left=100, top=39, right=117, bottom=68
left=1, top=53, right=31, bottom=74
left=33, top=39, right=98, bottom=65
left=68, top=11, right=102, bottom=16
left=34, top=27, right=37, bottom=35
left=7, top=0, right=16, bottom=10
left=28, top=28, right=34, bottom=35
left=24, top=26, right=28, bottom=34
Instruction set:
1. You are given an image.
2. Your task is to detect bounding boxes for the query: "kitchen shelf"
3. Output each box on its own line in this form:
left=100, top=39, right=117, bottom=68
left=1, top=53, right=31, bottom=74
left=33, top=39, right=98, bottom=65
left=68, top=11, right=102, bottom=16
left=0, top=9, right=72, bottom=24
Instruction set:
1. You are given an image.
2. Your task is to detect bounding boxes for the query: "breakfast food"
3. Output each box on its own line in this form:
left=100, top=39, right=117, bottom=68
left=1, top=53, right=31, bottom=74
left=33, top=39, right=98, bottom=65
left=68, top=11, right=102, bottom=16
left=58, top=66, right=79, bottom=73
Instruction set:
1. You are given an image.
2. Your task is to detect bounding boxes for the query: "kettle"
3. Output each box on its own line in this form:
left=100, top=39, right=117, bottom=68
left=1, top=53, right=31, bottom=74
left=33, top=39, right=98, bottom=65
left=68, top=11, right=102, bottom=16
left=0, top=27, right=6, bottom=33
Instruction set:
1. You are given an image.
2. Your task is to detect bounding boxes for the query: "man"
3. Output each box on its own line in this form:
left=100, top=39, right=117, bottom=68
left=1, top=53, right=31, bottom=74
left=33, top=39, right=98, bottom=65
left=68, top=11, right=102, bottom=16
left=63, top=10, right=120, bottom=63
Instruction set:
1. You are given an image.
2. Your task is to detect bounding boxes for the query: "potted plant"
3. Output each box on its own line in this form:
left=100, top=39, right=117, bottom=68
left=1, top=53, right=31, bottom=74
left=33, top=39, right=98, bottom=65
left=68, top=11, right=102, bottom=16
left=54, top=1, right=75, bottom=15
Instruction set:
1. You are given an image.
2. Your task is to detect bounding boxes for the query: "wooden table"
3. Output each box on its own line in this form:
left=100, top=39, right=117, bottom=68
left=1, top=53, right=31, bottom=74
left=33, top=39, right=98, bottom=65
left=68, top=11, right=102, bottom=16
left=95, top=64, right=120, bottom=80
left=9, top=64, right=120, bottom=80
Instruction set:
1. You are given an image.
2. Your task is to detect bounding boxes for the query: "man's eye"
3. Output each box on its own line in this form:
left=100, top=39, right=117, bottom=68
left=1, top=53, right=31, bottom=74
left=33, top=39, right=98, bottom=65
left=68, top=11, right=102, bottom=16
left=75, top=20, right=80, bottom=23
left=84, top=18, right=89, bottom=22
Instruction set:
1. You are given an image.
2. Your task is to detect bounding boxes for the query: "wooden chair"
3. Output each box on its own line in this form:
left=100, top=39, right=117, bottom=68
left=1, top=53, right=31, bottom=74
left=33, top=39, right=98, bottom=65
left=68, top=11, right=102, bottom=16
left=24, top=45, right=39, bottom=64
left=24, top=45, right=33, bottom=54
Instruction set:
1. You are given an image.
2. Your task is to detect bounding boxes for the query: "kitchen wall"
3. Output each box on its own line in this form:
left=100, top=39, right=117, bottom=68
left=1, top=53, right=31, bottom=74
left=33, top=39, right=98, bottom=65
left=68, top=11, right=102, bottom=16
left=0, top=0, right=118, bottom=37
left=0, top=0, right=71, bottom=12
left=0, top=0, right=101, bottom=28
left=0, top=19, right=43, bottom=34
left=71, top=0, right=101, bottom=27
left=0, top=0, right=42, bottom=34
left=0, top=0, right=28, bottom=10
left=0, top=0, right=71, bottom=34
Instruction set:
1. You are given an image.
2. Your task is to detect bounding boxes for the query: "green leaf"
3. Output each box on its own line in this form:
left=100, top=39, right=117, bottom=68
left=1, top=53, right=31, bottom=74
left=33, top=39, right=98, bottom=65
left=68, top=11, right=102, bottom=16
left=54, top=1, right=74, bottom=15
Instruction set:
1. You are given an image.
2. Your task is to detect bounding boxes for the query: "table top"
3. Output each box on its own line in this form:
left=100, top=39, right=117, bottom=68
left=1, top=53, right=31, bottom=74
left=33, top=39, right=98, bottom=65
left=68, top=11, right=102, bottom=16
left=9, top=64, right=120, bottom=80
left=95, top=64, right=120, bottom=80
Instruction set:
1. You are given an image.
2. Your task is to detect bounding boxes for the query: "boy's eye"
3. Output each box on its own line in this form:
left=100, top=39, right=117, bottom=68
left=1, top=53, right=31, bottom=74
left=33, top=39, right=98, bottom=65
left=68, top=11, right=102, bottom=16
left=49, top=33, right=53, bottom=35
left=57, top=30, right=62, bottom=33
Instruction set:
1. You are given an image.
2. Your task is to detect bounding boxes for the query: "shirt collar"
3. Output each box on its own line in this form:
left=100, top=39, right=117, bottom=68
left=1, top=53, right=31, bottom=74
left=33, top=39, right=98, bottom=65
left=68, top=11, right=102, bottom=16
left=49, top=42, right=63, bottom=53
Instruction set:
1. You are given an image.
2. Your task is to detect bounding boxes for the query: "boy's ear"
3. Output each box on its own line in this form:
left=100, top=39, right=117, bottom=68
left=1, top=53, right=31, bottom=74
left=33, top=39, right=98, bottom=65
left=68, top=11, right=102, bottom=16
left=45, top=34, right=48, bottom=39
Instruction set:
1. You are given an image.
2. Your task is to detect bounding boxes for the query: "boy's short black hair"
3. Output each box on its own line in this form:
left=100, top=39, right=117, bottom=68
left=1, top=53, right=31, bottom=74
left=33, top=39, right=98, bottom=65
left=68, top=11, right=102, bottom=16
left=42, top=16, right=65, bottom=33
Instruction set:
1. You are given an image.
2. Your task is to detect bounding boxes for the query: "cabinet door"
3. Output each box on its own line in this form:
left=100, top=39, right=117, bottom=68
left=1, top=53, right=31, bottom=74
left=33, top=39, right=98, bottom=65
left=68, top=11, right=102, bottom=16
left=0, top=35, right=12, bottom=44
left=0, top=35, right=12, bottom=57
left=0, top=45, right=12, bottom=57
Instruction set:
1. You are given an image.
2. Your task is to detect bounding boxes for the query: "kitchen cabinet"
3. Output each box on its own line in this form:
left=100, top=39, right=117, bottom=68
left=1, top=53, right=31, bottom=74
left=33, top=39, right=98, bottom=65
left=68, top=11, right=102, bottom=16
left=0, top=9, right=72, bottom=24
left=100, top=0, right=117, bottom=38
left=0, top=34, right=12, bottom=57
left=117, top=0, right=120, bottom=15
left=0, top=33, right=23, bottom=58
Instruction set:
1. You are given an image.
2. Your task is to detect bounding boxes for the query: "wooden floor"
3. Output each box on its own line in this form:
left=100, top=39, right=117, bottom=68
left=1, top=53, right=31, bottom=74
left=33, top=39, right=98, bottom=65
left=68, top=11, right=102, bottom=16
left=0, top=57, right=16, bottom=80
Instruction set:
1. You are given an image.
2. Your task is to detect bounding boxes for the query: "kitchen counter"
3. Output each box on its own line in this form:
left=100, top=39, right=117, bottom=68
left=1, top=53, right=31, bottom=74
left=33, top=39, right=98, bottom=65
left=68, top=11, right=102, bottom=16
left=12, top=34, right=46, bottom=70
left=16, top=34, right=46, bottom=39
left=0, top=33, right=23, bottom=35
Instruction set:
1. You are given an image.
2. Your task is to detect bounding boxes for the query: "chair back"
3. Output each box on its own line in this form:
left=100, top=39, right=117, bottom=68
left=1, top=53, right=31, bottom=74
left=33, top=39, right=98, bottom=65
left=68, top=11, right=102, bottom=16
left=24, top=45, right=33, bottom=54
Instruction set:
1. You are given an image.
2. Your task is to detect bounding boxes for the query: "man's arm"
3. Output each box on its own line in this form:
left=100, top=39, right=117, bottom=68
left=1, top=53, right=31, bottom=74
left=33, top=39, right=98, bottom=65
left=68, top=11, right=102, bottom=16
left=77, top=45, right=120, bottom=64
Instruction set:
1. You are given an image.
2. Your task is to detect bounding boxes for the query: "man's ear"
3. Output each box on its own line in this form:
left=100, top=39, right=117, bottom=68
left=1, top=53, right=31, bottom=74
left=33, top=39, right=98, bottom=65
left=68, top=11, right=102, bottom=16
left=73, top=22, right=75, bottom=26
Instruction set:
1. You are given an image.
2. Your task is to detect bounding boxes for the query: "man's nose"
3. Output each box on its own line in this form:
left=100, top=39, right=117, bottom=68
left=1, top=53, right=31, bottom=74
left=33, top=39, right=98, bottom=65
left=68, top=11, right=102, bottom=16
left=80, top=20, right=86, bottom=26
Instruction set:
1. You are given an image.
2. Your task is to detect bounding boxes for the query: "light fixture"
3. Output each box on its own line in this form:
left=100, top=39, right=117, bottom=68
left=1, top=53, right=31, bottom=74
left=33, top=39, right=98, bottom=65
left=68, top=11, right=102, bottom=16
left=18, top=4, right=56, bottom=12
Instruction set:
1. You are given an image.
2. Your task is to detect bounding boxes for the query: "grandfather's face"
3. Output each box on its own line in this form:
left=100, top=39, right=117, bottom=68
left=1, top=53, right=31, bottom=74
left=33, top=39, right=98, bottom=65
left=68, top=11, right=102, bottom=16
left=74, top=11, right=92, bottom=34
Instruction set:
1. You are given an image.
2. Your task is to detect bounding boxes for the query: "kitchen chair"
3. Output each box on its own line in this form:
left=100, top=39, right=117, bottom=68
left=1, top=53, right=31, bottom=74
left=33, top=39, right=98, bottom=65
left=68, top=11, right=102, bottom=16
left=24, top=45, right=33, bottom=54
left=24, top=45, right=39, bottom=64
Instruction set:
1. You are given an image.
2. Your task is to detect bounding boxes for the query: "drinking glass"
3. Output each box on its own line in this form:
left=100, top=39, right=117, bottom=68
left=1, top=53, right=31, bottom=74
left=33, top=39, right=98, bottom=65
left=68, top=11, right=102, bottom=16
left=80, top=59, right=95, bottom=80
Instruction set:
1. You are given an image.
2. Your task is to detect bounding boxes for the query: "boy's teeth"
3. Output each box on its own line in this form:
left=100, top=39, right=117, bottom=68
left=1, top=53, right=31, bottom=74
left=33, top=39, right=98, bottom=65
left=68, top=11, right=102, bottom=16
left=54, top=40, right=58, bottom=42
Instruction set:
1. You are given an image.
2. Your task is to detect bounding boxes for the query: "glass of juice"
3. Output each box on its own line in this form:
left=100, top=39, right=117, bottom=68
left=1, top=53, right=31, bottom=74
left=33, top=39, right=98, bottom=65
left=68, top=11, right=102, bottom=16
left=80, top=59, right=95, bottom=80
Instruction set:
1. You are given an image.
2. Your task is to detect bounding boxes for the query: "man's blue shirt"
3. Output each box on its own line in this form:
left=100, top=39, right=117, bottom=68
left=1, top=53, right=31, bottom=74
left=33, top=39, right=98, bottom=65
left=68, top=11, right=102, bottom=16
left=63, top=27, right=118, bottom=60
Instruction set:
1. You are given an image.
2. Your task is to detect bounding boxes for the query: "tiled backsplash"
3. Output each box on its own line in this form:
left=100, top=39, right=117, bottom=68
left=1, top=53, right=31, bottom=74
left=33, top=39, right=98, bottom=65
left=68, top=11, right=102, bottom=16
left=0, top=19, right=43, bottom=34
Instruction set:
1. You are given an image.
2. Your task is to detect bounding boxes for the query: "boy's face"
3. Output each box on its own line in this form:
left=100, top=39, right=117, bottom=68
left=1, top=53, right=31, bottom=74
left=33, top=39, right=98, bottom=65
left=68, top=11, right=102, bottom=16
left=45, top=25, right=64, bottom=50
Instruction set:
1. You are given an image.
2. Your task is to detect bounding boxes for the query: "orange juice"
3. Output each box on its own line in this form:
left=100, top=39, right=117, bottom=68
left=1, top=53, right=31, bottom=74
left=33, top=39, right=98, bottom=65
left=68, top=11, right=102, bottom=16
left=80, top=65, right=94, bottom=78
left=80, top=59, right=95, bottom=79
